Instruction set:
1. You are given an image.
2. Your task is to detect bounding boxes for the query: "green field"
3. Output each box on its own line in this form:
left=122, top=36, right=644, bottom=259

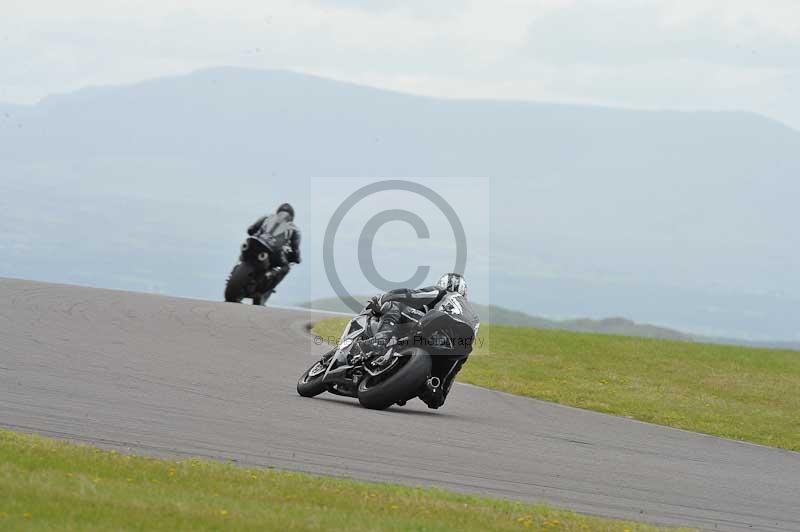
left=0, top=429, right=684, bottom=531
left=313, top=319, right=800, bottom=451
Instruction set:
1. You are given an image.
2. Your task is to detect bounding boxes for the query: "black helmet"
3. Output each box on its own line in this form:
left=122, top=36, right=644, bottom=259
left=436, top=273, right=467, bottom=296
left=277, top=203, right=294, bottom=220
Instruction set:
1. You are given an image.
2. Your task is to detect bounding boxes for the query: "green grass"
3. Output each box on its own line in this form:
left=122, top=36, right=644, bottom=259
left=313, top=319, right=800, bottom=451
left=0, top=430, right=683, bottom=531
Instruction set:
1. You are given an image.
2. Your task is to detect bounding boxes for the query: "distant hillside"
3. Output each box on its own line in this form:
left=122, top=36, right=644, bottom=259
left=1, top=67, right=799, bottom=342
left=302, top=297, right=800, bottom=351
left=302, top=297, right=692, bottom=341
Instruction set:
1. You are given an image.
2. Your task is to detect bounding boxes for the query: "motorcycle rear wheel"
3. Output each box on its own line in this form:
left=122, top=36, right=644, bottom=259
left=225, top=263, right=254, bottom=303
left=357, top=348, right=431, bottom=410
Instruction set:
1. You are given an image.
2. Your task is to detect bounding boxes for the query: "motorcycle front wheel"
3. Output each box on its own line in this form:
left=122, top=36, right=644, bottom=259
left=297, top=354, right=332, bottom=398
left=357, top=348, right=431, bottom=410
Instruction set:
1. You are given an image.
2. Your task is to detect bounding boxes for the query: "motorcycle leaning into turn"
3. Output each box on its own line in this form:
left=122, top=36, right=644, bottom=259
left=297, top=292, right=479, bottom=410
left=224, top=235, right=293, bottom=306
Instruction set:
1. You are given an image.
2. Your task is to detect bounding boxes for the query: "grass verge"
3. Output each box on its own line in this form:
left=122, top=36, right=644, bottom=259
left=312, top=319, right=800, bottom=451
left=0, top=429, right=684, bottom=531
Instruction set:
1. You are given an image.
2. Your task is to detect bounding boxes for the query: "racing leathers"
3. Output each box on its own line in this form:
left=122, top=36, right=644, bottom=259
left=246, top=211, right=301, bottom=295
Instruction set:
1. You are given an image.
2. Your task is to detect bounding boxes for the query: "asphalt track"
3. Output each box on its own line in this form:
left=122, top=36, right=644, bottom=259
left=1, top=278, right=798, bottom=531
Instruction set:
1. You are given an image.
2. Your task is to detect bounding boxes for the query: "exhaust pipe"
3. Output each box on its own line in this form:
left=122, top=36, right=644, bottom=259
left=426, top=376, right=441, bottom=391
left=241, top=241, right=249, bottom=252
left=257, top=251, right=269, bottom=262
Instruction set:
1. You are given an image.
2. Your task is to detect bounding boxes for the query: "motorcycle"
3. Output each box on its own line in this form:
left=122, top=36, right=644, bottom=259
left=224, top=235, right=286, bottom=305
left=297, top=292, right=478, bottom=410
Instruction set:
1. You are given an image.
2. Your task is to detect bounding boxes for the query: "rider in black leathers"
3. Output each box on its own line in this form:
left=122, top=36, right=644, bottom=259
left=359, top=273, right=477, bottom=409
left=246, top=203, right=301, bottom=300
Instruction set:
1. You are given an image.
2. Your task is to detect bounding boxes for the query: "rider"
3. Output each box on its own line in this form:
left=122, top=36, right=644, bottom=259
left=246, top=203, right=301, bottom=299
left=359, top=273, right=477, bottom=409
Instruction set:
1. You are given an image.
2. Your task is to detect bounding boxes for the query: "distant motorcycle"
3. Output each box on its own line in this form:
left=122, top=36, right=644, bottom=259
left=297, top=292, right=478, bottom=410
left=224, top=235, right=288, bottom=305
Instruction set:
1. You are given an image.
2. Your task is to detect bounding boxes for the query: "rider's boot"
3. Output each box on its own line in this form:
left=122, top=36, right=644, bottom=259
left=420, top=384, right=445, bottom=409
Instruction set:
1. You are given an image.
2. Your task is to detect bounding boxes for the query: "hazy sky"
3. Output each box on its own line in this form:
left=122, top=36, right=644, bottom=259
left=2, top=0, right=799, bottom=127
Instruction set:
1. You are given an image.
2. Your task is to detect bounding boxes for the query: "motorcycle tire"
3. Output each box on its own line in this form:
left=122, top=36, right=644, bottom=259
left=357, top=348, right=431, bottom=410
left=224, top=263, right=254, bottom=303
left=297, top=358, right=330, bottom=398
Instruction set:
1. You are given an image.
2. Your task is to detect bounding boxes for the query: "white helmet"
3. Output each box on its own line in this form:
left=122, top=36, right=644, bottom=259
left=436, top=273, right=467, bottom=297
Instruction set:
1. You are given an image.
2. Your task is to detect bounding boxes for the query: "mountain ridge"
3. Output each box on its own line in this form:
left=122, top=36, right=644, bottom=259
left=1, top=66, right=798, bottom=342
left=301, top=296, right=800, bottom=350
left=7, top=66, right=797, bottom=135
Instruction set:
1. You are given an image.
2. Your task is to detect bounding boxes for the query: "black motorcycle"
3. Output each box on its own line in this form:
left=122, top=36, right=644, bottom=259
left=224, top=235, right=284, bottom=305
left=297, top=293, right=478, bottom=410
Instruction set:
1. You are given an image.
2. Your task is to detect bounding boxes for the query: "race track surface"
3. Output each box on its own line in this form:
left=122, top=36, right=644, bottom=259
left=1, top=278, right=798, bottom=531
